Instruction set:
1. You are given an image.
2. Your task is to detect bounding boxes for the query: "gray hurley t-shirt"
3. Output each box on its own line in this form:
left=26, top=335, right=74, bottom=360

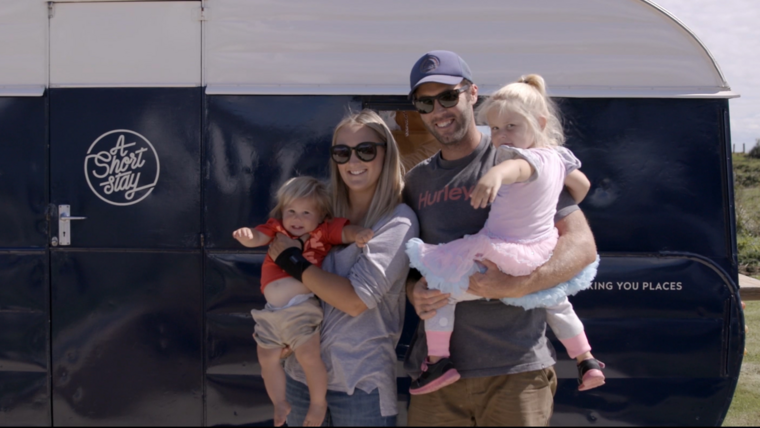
left=402, top=134, right=578, bottom=379
left=284, top=203, right=419, bottom=417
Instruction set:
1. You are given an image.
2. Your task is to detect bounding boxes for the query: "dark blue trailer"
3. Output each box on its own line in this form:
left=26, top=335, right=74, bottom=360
left=0, top=0, right=745, bottom=426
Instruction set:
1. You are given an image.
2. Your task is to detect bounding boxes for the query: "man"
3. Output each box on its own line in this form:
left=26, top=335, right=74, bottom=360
left=403, top=50, right=597, bottom=426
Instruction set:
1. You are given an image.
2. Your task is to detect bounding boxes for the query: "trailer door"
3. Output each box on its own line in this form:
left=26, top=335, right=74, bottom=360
left=48, top=2, right=203, bottom=425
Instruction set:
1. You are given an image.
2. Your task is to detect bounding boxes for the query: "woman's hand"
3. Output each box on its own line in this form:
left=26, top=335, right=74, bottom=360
left=267, top=232, right=304, bottom=260
left=410, top=277, right=450, bottom=320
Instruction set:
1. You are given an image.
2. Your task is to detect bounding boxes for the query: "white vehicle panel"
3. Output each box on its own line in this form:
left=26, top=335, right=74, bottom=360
left=0, top=0, right=46, bottom=94
left=50, top=1, right=201, bottom=87
left=205, top=0, right=734, bottom=97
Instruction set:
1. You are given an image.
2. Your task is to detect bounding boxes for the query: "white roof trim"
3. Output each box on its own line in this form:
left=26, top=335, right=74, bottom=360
left=50, top=83, right=200, bottom=89
left=641, top=0, right=729, bottom=90
left=0, top=86, right=46, bottom=97
left=0, top=0, right=739, bottom=98
left=205, top=84, right=739, bottom=99
left=204, top=0, right=736, bottom=99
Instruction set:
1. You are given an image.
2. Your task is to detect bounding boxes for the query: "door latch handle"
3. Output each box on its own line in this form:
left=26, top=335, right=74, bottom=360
left=60, top=213, right=87, bottom=221
left=58, top=205, right=86, bottom=246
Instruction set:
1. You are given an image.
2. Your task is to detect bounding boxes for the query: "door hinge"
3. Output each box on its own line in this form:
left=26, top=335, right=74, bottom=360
left=45, top=203, right=57, bottom=222
left=48, top=2, right=55, bottom=19
left=194, top=6, right=209, bottom=21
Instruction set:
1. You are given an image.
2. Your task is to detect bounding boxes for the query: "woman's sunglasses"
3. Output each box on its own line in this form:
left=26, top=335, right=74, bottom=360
left=412, top=85, right=470, bottom=114
left=330, top=142, right=386, bottom=164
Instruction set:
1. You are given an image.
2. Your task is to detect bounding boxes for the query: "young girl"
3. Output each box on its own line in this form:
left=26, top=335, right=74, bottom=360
left=233, top=176, right=373, bottom=427
left=406, top=74, right=605, bottom=395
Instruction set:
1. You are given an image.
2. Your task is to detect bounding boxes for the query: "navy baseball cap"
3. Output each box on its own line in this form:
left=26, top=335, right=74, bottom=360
left=409, top=50, right=473, bottom=98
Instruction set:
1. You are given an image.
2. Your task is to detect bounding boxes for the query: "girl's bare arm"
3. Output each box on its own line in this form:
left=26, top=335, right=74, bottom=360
left=470, top=159, right=534, bottom=209
left=232, top=227, right=272, bottom=248
left=565, top=169, right=591, bottom=203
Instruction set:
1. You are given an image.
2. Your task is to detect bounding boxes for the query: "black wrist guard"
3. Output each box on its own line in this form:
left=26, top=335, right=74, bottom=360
left=274, top=247, right=313, bottom=282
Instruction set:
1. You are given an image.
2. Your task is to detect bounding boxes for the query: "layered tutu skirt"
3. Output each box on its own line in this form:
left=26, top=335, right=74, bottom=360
left=406, top=229, right=599, bottom=310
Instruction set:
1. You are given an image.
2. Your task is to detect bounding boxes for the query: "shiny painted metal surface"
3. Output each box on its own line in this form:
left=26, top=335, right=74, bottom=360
left=204, top=95, right=362, bottom=249
left=0, top=253, right=49, bottom=426
left=205, top=253, right=268, bottom=425
left=0, top=97, right=47, bottom=248
left=47, top=88, right=204, bottom=426
left=51, top=251, right=202, bottom=426
left=563, top=98, right=734, bottom=272
left=551, top=255, right=741, bottom=426
left=50, top=88, right=201, bottom=249
left=0, top=95, right=49, bottom=426
left=550, top=98, right=741, bottom=425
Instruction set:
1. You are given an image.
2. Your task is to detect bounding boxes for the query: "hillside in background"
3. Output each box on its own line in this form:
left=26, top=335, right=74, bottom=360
left=734, top=153, right=760, bottom=278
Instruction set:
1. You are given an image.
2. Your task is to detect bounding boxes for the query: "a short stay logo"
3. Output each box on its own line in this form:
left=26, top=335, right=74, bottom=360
left=84, top=129, right=160, bottom=206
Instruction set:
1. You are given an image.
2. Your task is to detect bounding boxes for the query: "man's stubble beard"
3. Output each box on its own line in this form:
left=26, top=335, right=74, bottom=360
left=423, top=106, right=475, bottom=147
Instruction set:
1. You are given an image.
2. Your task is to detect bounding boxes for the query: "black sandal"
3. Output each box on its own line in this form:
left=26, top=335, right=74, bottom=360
left=409, top=358, right=461, bottom=395
left=577, top=358, right=606, bottom=391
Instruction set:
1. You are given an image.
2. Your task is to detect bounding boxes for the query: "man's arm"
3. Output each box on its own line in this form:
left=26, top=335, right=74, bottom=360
left=468, top=209, right=597, bottom=299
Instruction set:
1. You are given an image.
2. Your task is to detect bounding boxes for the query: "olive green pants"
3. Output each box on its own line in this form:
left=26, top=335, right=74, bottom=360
left=407, top=367, right=557, bottom=426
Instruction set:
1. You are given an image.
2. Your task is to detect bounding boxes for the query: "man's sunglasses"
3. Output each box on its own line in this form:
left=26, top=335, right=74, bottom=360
left=412, top=85, right=471, bottom=114
left=330, top=142, right=386, bottom=164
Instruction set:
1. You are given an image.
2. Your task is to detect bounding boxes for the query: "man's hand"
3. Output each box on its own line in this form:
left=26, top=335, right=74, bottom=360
left=409, top=277, right=450, bottom=320
left=468, top=259, right=527, bottom=299
left=468, top=210, right=597, bottom=299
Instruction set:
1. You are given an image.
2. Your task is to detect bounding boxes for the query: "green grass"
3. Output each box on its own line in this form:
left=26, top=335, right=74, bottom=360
left=723, top=301, right=760, bottom=426
left=725, top=153, right=760, bottom=425
left=734, top=154, right=760, bottom=188
left=734, top=154, right=760, bottom=279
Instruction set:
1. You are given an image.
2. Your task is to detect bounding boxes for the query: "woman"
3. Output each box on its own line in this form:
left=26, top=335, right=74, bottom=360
left=267, top=109, right=419, bottom=426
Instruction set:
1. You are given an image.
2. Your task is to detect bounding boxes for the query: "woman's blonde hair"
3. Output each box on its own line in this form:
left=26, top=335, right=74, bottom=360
left=269, top=176, right=333, bottom=221
left=330, top=109, right=404, bottom=228
left=476, top=74, right=565, bottom=148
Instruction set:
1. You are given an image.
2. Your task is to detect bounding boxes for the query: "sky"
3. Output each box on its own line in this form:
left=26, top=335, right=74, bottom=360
left=653, top=0, right=760, bottom=151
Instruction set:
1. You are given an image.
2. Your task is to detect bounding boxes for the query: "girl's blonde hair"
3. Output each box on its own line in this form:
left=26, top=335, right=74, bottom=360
left=269, top=176, right=333, bottom=221
left=330, top=109, right=404, bottom=228
left=476, top=74, right=565, bottom=148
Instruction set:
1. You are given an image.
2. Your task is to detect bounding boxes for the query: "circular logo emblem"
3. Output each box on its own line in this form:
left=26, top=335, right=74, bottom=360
left=84, top=129, right=160, bottom=206
left=420, top=55, right=440, bottom=73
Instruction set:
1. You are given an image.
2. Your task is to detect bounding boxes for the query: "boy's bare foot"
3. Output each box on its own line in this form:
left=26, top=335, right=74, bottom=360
left=303, top=401, right=327, bottom=427
left=273, top=401, right=291, bottom=427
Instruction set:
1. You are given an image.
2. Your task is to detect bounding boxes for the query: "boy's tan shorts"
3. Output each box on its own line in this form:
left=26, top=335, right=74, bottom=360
left=250, top=296, right=323, bottom=350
